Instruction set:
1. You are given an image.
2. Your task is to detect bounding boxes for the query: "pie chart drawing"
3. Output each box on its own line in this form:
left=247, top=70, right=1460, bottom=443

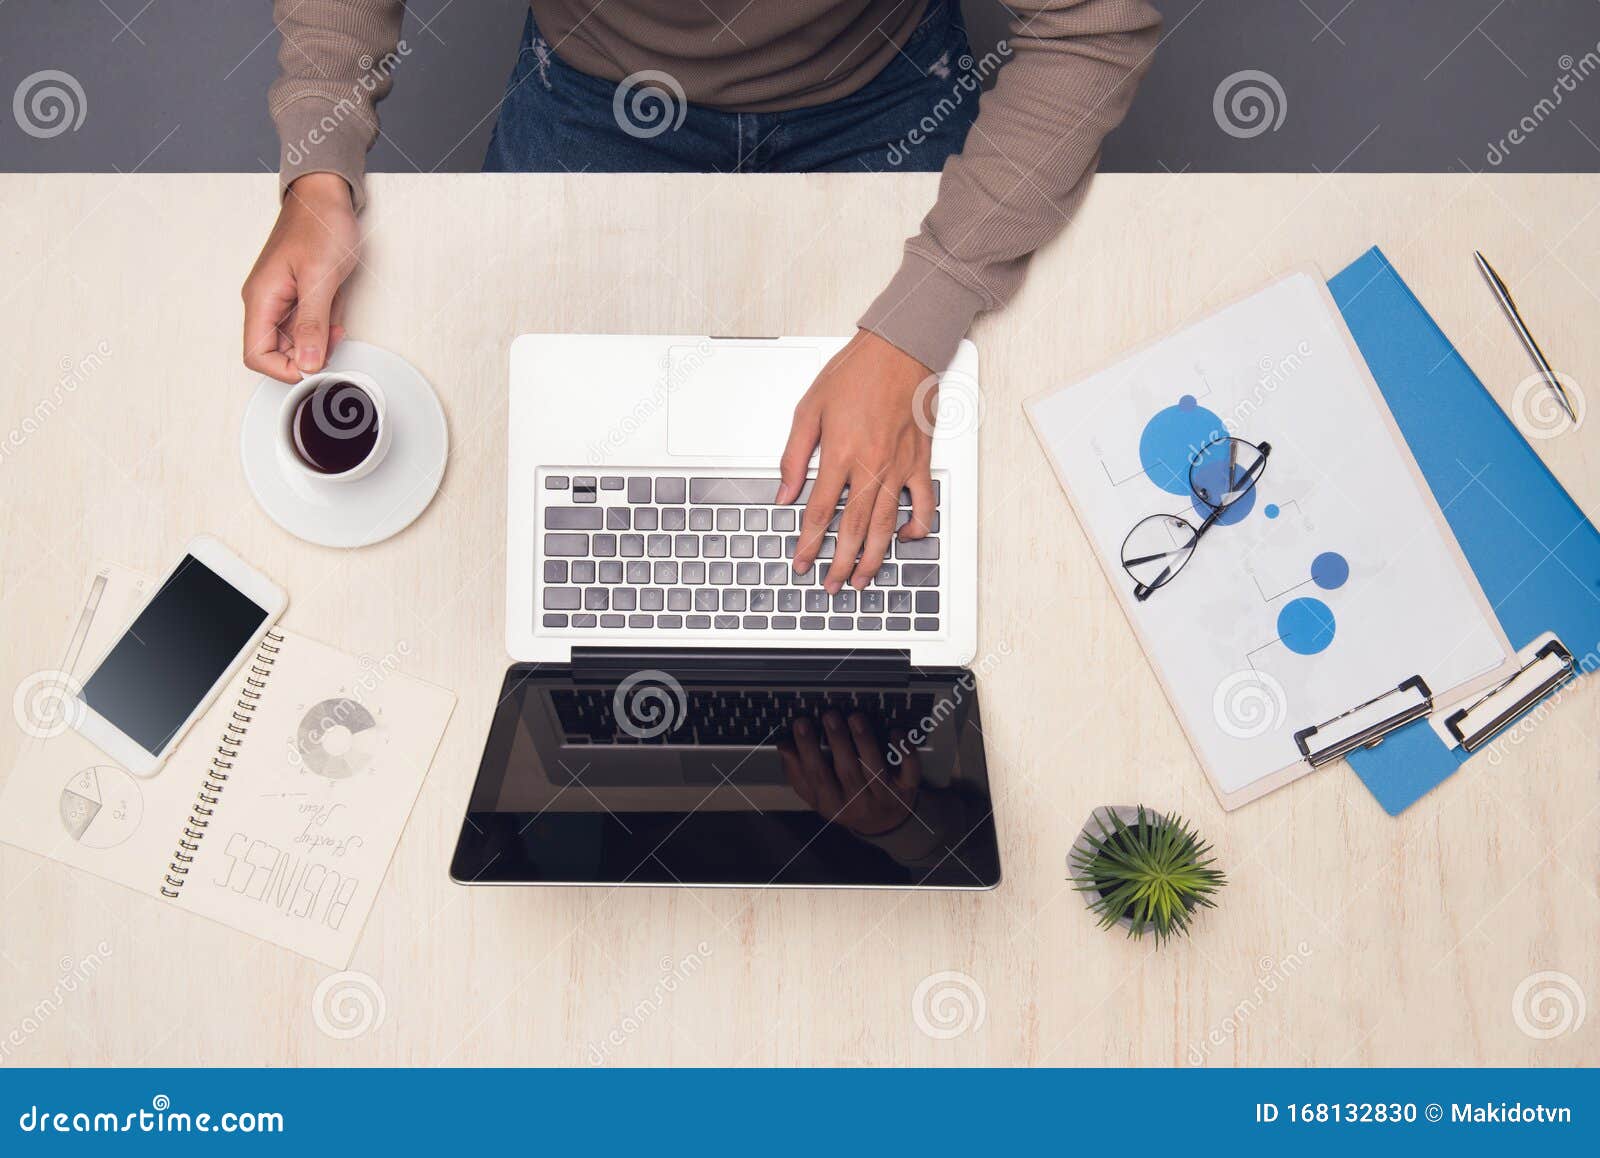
left=295, top=697, right=379, bottom=780
left=59, top=765, right=143, bottom=850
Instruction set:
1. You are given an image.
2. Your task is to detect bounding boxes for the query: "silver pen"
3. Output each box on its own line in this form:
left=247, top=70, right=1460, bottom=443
left=1474, top=250, right=1578, bottom=422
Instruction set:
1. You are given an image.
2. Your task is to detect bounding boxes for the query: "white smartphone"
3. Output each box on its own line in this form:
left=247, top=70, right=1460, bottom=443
left=69, top=535, right=287, bottom=776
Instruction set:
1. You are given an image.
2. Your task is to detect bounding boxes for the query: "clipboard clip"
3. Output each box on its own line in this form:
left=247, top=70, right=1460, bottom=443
left=1294, top=675, right=1433, bottom=768
left=1443, top=637, right=1576, bottom=752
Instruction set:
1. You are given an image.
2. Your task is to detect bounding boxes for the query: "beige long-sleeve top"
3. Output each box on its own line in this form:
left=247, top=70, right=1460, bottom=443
left=270, top=0, right=1160, bottom=371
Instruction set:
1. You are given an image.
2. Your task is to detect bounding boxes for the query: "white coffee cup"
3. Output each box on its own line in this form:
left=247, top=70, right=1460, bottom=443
left=277, top=369, right=392, bottom=484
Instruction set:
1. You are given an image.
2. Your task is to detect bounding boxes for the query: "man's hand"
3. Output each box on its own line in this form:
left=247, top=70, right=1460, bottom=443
left=778, top=329, right=938, bottom=593
left=241, top=172, right=359, bottom=383
left=778, top=712, right=920, bottom=837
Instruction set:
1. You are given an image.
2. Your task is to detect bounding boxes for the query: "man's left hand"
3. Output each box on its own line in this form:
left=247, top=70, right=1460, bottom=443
left=778, top=329, right=939, bottom=593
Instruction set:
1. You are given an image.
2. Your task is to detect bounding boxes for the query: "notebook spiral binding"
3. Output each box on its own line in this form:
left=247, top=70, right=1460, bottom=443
left=160, top=630, right=283, bottom=898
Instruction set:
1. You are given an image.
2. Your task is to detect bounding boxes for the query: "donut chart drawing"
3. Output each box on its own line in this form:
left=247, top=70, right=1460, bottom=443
left=294, top=697, right=379, bottom=780
left=59, top=765, right=143, bottom=849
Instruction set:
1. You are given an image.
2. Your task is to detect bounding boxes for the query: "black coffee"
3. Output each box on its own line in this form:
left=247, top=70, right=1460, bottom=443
left=292, top=379, right=381, bottom=474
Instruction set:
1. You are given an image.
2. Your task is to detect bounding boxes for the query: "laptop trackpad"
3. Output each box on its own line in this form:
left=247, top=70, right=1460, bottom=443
left=666, top=344, right=819, bottom=458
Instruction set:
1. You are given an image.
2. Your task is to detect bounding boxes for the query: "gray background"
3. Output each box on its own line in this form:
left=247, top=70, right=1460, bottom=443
left=2, top=1, right=1598, bottom=175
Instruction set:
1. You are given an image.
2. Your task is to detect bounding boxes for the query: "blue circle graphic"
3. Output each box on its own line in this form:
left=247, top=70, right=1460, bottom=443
left=1264, top=503, right=1280, bottom=519
left=1310, top=551, right=1350, bottom=590
left=1278, top=597, right=1337, bottom=656
left=1138, top=399, right=1228, bottom=497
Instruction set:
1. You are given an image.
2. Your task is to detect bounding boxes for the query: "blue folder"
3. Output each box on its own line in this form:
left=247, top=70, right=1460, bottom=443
left=1325, top=247, right=1600, bottom=814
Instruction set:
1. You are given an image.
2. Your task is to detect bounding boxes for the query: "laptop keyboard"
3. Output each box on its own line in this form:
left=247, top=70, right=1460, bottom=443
left=551, top=685, right=941, bottom=748
left=537, top=471, right=944, bottom=635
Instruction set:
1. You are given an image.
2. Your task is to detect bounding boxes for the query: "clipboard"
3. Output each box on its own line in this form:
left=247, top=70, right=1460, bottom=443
left=1026, top=268, right=1519, bottom=809
left=1328, top=247, right=1600, bottom=814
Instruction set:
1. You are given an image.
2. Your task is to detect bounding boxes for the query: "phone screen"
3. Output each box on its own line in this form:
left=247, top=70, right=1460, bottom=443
left=80, top=555, right=270, bottom=755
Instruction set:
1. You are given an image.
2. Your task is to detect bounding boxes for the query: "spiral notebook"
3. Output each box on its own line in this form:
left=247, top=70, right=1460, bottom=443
left=0, top=564, right=455, bottom=968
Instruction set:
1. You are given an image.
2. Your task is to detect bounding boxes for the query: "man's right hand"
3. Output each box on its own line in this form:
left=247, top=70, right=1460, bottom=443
left=241, top=172, right=360, bottom=383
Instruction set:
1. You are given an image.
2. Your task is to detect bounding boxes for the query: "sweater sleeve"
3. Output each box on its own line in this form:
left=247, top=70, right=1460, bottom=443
left=269, top=0, right=408, bottom=212
left=858, top=0, right=1162, bottom=371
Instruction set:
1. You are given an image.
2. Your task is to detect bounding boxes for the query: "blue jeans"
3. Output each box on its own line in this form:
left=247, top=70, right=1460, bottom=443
left=482, top=0, right=979, bottom=173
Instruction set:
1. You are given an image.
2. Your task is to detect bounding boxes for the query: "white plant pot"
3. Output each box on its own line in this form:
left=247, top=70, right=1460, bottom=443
left=1070, top=804, right=1166, bottom=931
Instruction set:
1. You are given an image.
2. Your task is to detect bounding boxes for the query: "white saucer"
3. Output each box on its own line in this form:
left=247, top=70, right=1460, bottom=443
left=241, top=341, right=448, bottom=548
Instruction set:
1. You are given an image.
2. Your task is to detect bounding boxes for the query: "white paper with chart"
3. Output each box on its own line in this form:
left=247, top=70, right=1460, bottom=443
left=0, top=565, right=455, bottom=967
left=1026, top=270, right=1514, bottom=805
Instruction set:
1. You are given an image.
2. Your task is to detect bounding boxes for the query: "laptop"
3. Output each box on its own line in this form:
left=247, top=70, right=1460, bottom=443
left=450, top=335, right=1001, bottom=889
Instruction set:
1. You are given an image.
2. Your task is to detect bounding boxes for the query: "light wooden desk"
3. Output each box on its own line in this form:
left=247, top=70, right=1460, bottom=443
left=1, top=173, right=1597, bottom=1067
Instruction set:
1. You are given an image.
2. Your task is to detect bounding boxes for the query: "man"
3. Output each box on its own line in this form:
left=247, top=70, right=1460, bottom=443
left=243, top=0, right=1160, bottom=595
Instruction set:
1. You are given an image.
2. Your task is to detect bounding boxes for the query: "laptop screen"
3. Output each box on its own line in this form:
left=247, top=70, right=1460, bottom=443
left=451, top=664, right=1001, bottom=888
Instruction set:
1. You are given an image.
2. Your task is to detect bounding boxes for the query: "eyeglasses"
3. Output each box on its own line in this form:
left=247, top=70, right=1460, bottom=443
left=1120, top=436, right=1272, bottom=601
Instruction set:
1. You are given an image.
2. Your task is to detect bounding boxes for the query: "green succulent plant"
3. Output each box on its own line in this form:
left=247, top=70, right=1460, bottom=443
left=1069, top=806, right=1226, bottom=944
